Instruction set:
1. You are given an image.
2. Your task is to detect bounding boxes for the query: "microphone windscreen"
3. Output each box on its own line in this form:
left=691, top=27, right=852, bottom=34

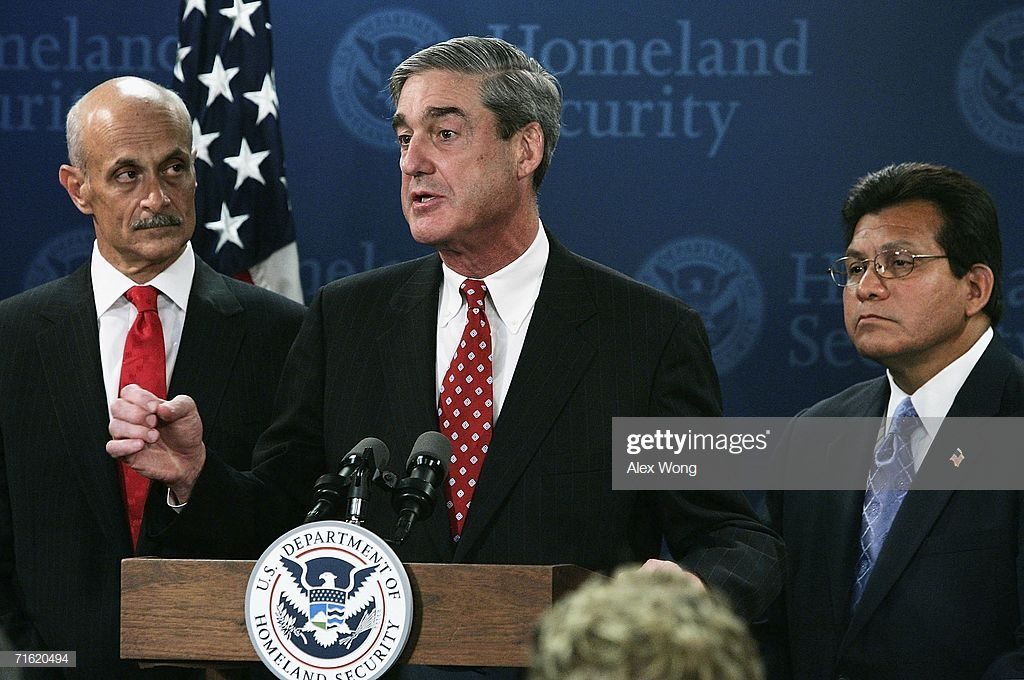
left=408, top=431, right=451, bottom=475
left=349, top=436, right=390, bottom=468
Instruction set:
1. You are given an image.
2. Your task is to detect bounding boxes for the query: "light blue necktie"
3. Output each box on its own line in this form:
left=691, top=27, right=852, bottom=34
left=851, top=396, right=920, bottom=611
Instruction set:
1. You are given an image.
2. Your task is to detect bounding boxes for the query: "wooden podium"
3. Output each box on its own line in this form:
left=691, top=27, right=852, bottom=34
left=121, top=559, right=596, bottom=671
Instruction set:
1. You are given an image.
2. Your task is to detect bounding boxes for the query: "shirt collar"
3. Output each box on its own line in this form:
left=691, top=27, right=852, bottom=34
left=885, top=326, right=994, bottom=438
left=91, top=241, right=195, bottom=317
left=439, top=221, right=549, bottom=333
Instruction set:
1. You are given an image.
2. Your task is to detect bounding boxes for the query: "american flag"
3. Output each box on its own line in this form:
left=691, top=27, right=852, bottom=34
left=172, top=0, right=302, bottom=302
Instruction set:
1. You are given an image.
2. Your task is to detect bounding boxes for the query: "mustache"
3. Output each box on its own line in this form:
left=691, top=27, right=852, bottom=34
left=131, top=213, right=183, bottom=230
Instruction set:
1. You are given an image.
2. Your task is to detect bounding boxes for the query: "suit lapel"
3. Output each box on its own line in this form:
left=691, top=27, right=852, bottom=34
left=379, top=256, right=451, bottom=559
left=155, top=259, right=246, bottom=554
left=821, top=489, right=866, bottom=633
left=37, top=265, right=128, bottom=549
left=821, top=380, right=887, bottom=634
left=845, top=339, right=1010, bottom=641
left=454, top=238, right=597, bottom=561
left=167, top=258, right=244, bottom=410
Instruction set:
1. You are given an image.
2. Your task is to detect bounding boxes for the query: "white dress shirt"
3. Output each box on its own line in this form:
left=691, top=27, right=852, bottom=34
left=91, top=241, right=195, bottom=413
left=436, top=223, right=549, bottom=421
left=885, top=326, right=993, bottom=471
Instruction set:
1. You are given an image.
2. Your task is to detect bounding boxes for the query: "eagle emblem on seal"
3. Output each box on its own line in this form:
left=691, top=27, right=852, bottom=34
left=275, top=556, right=380, bottom=651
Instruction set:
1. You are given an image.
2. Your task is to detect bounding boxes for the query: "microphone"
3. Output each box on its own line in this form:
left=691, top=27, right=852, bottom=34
left=391, top=431, right=451, bottom=546
left=343, top=437, right=391, bottom=526
left=305, top=437, right=390, bottom=524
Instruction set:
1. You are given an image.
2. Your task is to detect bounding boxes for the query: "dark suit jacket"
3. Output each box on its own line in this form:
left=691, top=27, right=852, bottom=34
left=768, top=337, right=1024, bottom=680
left=0, top=257, right=305, bottom=678
left=166, top=234, right=783, bottom=626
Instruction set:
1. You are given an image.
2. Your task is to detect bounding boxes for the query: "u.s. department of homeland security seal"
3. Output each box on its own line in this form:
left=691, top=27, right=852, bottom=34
left=329, top=10, right=449, bottom=150
left=957, top=8, right=1024, bottom=154
left=22, top=228, right=95, bottom=290
left=636, top=237, right=764, bottom=375
left=245, top=521, right=413, bottom=680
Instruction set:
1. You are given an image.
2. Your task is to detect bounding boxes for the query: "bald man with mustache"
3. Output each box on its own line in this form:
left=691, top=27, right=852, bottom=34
left=0, top=77, right=304, bottom=677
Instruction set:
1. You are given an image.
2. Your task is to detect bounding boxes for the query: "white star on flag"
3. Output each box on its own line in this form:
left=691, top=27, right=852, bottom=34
left=224, top=138, right=270, bottom=189
left=174, top=0, right=302, bottom=302
left=174, top=45, right=192, bottom=82
left=243, top=73, right=279, bottom=124
left=197, top=54, right=239, bottom=106
left=219, top=0, right=261, bottom=40
left=205, top=202, right=249, bottom=253
left=182, top=0, right=206, bottom=20
left=191, top=119, right=220, bottom=167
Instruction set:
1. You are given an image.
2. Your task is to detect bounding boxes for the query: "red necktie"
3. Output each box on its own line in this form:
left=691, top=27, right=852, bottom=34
left=118, top=285, right=166, bottom=550
left=439, top=280, right=493, bottom=542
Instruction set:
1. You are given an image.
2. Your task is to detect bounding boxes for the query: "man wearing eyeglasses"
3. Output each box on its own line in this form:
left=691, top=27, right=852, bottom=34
left=765, top=162, right=1024, bottom=680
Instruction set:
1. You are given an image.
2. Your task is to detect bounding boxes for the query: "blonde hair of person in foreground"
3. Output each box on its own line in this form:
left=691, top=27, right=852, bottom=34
left=529, top=566, right=765, bottom=680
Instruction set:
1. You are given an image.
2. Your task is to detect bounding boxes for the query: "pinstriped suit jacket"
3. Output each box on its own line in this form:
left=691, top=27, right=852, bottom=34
left=0, top=257, right=304, bottom=677
left=167, top=232, right=783, bottom=624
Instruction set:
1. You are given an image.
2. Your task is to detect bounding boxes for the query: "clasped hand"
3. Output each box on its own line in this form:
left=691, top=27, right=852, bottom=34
left=106, top=384, right=206, bottom=503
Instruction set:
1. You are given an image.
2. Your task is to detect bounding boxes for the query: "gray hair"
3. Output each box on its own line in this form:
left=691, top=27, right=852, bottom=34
left=530, top=568, right=765, bottom=680
left=390, top=36, right=561, bottom=191
left=66, top=76, right=192, bottom=171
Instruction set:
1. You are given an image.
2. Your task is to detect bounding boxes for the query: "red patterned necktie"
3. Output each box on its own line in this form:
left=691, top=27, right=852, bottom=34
left=118, top=285, right=167, bottom=550
left=439, top=279, right=493, bottom=542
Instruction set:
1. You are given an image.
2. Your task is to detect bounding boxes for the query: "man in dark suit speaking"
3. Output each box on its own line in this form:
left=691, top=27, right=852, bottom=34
left=107, top=36, right=782, bottom=653
left=0, top=77, right=305, bottom=677
left=767, top=162, right=1024, bottom=679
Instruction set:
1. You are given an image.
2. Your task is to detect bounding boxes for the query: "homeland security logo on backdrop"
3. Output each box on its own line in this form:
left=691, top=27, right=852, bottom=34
left=958, top=8, right=1024, bottom=154
left=329, top=10, right=449, bottom=150
left=246, top=521, right=412, bottom=680
left=637, top=238, right=763, bottom=375
left=22, top=229, right=95, bottom=291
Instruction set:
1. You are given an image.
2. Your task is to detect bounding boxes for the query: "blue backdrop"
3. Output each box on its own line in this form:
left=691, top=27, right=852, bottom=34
left=3, top=1, right=1022, bottom=416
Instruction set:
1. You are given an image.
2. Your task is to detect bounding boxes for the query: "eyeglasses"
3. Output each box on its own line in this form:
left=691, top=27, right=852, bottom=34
left=828, top=249, right=949, bottom=288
